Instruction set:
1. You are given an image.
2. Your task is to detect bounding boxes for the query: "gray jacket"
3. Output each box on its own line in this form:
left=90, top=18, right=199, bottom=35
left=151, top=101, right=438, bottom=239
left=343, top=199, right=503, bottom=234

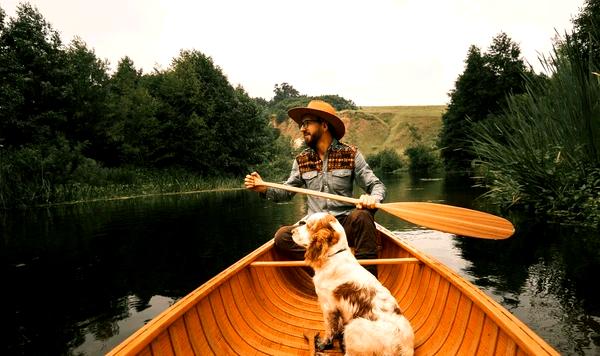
left=264, top=140, right=386, bottom=216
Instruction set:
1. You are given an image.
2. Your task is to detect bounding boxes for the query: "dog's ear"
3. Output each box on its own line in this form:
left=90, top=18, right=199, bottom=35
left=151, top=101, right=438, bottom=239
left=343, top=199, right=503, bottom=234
left=305, top=227, right=333, bottom=267
left=324, top=214, right=340, bottom=246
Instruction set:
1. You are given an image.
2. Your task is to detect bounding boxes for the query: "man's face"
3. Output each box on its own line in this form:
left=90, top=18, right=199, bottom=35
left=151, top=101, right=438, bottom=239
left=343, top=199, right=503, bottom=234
left=299, top=114, right=324, bottom=148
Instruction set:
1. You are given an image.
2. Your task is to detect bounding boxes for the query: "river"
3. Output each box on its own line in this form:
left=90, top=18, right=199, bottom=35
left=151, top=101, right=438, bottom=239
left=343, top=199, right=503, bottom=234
left=2, top=174, right=599, bottom=355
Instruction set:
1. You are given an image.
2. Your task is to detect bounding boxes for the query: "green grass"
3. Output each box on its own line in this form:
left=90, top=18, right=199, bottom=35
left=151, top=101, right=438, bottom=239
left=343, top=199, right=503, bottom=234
left=274, top=105, right=445, bottom=157
left=45, top=173, right=243, bottom=207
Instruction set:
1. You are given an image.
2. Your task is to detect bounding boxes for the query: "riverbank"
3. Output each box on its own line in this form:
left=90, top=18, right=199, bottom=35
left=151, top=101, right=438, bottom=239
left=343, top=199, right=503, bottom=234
left=0, top=164, right=246, bottom=209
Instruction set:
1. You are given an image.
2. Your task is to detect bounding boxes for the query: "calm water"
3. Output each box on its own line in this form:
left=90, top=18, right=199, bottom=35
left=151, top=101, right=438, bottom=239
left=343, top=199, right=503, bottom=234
left=2, top=174, right=599, bottom=355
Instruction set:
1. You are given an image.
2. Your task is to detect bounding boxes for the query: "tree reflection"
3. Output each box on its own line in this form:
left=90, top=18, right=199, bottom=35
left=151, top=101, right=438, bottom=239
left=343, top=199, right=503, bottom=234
left=455, top=221, right=600, bottom=354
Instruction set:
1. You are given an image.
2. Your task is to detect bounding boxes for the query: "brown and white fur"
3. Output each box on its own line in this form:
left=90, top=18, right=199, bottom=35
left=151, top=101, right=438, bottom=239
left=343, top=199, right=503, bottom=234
left=292, top=212, right=414, bottom=356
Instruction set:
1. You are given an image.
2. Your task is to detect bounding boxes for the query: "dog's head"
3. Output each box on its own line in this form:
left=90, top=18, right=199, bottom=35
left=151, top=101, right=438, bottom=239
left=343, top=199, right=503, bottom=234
left=292, top=212, right=348, bottom=269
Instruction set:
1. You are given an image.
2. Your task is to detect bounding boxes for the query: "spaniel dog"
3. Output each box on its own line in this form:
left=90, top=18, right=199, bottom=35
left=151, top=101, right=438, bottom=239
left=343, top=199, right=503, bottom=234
left=292, top=212, right=414, bottom=356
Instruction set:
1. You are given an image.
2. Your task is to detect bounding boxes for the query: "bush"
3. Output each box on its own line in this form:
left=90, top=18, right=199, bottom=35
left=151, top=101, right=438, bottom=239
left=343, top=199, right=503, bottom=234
left=366, top=149, right=403, bottom=173
left=404, top=145, right=440, bottom=173
left=0, top=140, right=89, bottom=206
left=471, top=34, right=600, bottom=227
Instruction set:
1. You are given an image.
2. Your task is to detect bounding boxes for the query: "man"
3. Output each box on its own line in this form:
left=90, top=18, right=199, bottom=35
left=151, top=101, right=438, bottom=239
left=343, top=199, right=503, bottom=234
left=244, top=100, right=386, bottom=275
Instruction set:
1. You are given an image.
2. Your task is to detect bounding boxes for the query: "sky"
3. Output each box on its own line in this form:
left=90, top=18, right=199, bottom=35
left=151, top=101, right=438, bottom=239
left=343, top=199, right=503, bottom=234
left=3, top=0, right=586, bottom=106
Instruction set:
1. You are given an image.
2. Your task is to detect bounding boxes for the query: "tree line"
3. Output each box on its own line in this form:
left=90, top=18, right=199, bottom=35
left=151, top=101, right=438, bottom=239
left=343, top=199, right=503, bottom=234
left=0, top=3, right=362, bottom=208
left=0, top=4, right=275, bottom=173
left=3, top=1, right=599, bottom=228
left=439, top=0, right=600, bottom=227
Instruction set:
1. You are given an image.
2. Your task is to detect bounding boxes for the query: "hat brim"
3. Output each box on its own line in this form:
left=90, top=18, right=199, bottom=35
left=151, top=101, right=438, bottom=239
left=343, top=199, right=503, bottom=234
left=288, top=107, right=345, bottom=139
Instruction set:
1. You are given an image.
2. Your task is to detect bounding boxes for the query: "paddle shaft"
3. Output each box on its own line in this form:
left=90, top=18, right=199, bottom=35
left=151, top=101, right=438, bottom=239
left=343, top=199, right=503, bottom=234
left=257, top=180, right=515, bottom=239
left=259, top=181, right=369, bottom=206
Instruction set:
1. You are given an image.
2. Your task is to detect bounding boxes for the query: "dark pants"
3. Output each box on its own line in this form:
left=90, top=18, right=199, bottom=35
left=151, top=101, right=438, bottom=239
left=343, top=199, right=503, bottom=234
left=273, top=210, right=379, bottom=275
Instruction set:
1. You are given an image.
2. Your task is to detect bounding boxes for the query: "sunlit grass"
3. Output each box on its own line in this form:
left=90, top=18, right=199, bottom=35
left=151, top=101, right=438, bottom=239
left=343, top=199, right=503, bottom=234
left=273, top=105, right=445, bottom=158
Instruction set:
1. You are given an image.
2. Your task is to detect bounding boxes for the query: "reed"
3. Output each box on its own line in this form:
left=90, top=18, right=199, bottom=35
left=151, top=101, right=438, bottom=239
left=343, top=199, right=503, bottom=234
left=471, top=38, right=600, bottom=226
left=0, top=155, right=242, bottom=208
left=45, top=170, right=242, bottom=207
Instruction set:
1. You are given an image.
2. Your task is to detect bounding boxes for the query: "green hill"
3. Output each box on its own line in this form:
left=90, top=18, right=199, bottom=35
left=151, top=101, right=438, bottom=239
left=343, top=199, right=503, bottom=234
left=274, top=105, right=446, bottom=157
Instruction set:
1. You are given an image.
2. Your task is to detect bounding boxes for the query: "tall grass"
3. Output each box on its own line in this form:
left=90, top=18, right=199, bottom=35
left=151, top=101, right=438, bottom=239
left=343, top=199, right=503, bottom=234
left=0, top=144, right=242, bottom=208
left=471, top=38, right=600, bottom=227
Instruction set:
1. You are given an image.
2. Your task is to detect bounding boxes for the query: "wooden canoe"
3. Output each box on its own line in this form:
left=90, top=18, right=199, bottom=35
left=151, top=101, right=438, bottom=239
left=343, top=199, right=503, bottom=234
left=108, top=224, right=558, bottom=355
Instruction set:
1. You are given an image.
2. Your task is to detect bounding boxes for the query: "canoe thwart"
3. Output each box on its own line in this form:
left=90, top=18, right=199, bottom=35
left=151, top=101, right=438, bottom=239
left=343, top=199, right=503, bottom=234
left=108, top=223, right=558, bottom=356
left=250, top=257, right=420, bottom=267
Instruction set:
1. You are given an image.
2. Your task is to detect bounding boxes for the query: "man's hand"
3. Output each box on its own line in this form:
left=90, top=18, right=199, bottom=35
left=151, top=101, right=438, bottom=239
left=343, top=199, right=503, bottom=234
left=244, top=172, right=267, bottom=193
left=356, top=194, right=377, bottom=209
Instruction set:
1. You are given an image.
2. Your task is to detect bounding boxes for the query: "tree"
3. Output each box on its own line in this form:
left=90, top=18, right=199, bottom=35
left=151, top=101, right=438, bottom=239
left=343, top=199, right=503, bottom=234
left=0, top=3, right=68, bottom=147
left=272, top=82, right=300, bottom=103
left=571, top=0, right=600, bottom=67
left=62, top=37, right=110, bottom=158
left=471, top=36, right=600, bottom=227
left=439, top=33, right=532, bottom=172
left=146, top=50, right=275, bottom=175
left=106, top=57, right=159, bottom=165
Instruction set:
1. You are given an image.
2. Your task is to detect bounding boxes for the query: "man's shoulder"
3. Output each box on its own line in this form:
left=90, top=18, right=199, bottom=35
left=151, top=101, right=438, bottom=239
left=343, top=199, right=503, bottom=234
left=295, top=147, right=315, bottom=160
left=334, top=141, right=358, bottom=154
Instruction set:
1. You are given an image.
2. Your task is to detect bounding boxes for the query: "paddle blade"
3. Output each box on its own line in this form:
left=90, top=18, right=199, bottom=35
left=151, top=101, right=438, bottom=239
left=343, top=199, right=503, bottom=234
left=380, top=202, right=515, bottom=239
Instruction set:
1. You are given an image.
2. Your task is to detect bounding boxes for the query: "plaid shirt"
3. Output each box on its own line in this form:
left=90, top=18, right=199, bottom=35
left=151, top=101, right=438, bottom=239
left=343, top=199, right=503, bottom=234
left=264, top=140, right=386, bottom=216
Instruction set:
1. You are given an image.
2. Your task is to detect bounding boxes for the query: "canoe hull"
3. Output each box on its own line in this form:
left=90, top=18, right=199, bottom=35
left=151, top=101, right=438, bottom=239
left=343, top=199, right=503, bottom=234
left=108, top=224, right=558, bottom=355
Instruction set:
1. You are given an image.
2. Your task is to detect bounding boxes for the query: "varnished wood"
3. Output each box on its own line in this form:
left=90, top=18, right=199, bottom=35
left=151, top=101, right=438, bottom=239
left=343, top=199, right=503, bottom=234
left=258, top=180, right=515, bottom=239
left=250, top=257, right=420, bottom=267
left=108, top=224, right=558, bottom=356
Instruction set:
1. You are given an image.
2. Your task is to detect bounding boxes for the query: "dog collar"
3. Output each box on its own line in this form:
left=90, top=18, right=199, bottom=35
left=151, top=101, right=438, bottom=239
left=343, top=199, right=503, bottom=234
left=328, top=248, right=347, bottom=257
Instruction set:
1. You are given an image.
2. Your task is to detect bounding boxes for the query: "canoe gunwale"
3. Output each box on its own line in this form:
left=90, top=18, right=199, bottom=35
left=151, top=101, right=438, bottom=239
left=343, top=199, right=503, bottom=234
left=377, top=224, right=558, bottom=356
left=107, top=239, right=276, bottom=356
left=108, top=223, right=559, bottom=356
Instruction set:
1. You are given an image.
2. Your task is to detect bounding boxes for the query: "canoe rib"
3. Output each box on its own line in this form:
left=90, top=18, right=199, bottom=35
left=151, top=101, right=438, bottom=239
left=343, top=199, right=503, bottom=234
left=376, top=223, right=557, bottom=356
left=108, top=224, right=559, bottom=356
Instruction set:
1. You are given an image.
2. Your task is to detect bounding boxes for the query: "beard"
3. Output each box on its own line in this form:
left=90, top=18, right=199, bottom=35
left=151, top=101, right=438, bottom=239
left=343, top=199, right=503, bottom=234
left=303, top=127, right=322, bottom=148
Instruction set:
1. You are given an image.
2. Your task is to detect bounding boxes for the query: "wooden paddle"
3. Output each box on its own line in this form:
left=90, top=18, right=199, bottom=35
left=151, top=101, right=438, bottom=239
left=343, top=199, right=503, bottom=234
left=256, top=180, right=515, bottom=239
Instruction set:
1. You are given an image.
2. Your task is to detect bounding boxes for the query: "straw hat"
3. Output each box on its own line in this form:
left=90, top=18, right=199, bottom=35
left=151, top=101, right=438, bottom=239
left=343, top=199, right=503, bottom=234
left=288, top=100, right=345, bottom=139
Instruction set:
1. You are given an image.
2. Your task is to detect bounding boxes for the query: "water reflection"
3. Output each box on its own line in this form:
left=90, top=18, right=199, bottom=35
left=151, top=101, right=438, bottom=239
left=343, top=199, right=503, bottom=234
left=455, top=224, right=600, bottom=355
left=2, top=174, right=599, bottom=355
left=3, top=190, right=308, bottom=355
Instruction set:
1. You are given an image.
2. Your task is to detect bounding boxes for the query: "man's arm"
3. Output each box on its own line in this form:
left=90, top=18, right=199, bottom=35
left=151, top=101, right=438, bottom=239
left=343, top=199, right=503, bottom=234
left=244, top=160, right=303, bottom=202
left=354, top=150, right=386, bottom=209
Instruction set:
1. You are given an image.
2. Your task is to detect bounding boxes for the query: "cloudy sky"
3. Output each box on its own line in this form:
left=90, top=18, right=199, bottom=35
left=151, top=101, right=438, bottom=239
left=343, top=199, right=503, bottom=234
left=3, top=0, right=585, bottom=106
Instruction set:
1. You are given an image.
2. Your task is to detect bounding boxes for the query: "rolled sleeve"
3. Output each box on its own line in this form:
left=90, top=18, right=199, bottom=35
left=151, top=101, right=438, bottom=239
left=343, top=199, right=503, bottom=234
left=264, top=159, right=303, bottom=202
left=354, top=150, right=386, bottom=203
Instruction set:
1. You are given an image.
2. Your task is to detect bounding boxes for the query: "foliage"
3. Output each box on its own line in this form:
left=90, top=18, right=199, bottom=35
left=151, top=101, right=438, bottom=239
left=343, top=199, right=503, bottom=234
left=62, top=37, right=111, bottom=158
left=142, top=50, right=275, bottom=175
left=269, top=96, right=311, bottom=124
left=253, top=132, right=298, bottom=182
left=0, top=3, right=68, bottom=146
left=315, top=94, right=358, bottom=111
left=0, top=5, right=282, bottom=207
left=404, top=145, right=439, bottom=173
left=272, top=82, right=300, bottom=102
left=0, top=142, right=241, bottom=207
left=403, top=124, right=441, bottom=173
left=0, top=139, right=89, bottom=207
left=571, top=0, right=600, bottom=67
left=267, top=82, right=358, bottom=124
left=439, top=33, right=533, bottom=172
left=471, top=35, right=600, bottom=227
left=366, top=148, right=404, bottom=173
left=105, top=56, right=160, bottom=166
